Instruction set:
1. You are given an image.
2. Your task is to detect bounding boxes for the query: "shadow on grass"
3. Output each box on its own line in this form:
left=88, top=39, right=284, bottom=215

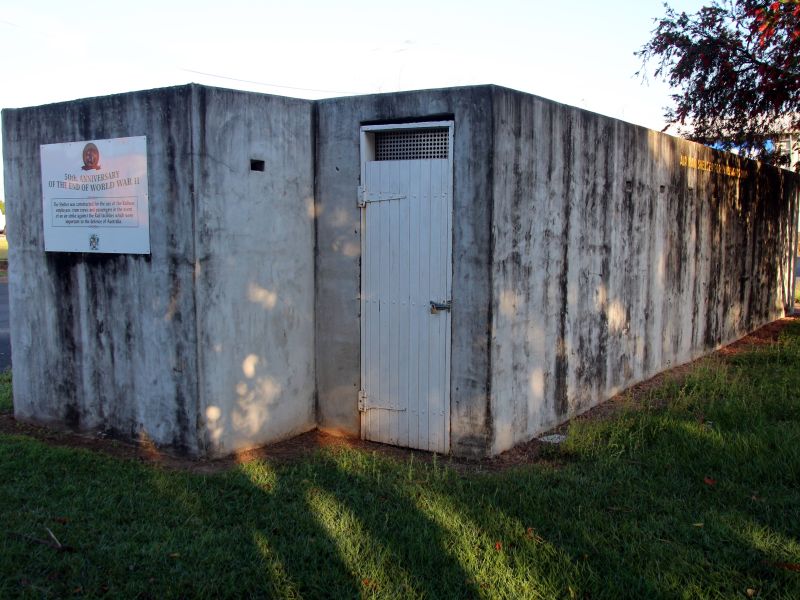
left=104, top=447, right=482, bottom=598
left=438, top=428, right=799, bottom=598
left=144, top=450, right=485, bottom=598
left=446, top=379, right=800, bottom=597
left=2, top=327, right=800, bottom=597
left=1, top=415, right=799, bottom=598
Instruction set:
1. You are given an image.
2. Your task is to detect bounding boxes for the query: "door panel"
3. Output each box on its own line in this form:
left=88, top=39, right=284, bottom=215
left=360, top=124, right=453, bottom=453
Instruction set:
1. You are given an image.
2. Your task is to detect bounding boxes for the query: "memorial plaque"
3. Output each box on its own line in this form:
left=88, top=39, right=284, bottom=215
left=40, top=136, right=150, bottom=254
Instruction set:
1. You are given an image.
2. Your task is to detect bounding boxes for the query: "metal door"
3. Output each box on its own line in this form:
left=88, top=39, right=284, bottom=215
left=359, top=122, right=453, bottom=453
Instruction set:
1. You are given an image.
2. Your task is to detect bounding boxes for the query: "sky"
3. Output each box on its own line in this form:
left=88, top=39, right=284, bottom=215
left=0, top=0, right=707, bottom=199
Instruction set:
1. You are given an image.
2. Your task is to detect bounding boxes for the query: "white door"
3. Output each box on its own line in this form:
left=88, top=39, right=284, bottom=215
left=359, top=122, right=453, bottom=453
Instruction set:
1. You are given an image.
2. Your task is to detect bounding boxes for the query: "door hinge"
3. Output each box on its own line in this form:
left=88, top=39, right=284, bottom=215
left=358, top=390, right=406, bottom=412
left=358, top=185, right=406, bottom=207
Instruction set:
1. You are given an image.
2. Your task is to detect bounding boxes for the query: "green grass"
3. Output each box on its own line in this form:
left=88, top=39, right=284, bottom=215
left=0, top=370, right=10, bottom=411
left=2, top=327, right=800, bottom=598
left=0, top=235, right=7, bottom=262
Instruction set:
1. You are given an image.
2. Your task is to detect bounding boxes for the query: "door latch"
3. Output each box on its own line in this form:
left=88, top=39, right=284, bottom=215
left=430, top=300, right=452, bottom=314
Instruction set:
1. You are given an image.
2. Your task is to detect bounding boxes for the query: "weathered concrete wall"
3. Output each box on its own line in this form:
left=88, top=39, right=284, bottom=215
left=2, top=87, right=202, bottom=453
left=191, top=86, right=316, bottom=456
left=315, top=87, right=495, bottom=456
left=489, top=87, right=799, bottom=454
left=5, top=82, right=796, bottom=459
left=1, top=85, right=318, bottom=457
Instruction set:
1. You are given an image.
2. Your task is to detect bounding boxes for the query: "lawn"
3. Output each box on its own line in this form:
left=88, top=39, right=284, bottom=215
left=1, top=326, right=799, bottom=598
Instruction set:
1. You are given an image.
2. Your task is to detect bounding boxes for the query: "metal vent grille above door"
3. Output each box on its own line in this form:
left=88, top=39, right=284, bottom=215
left=374, top=128, right=449, bottom=161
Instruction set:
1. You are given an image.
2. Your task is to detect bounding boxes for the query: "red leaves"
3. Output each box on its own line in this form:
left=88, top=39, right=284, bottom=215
left=361, top=578, right=378, bottom=591
left=638, top=0, right=800, bottom=165
left=751, top=0, right=800, bottom=45
left=494, top=541, right=503, bottom=552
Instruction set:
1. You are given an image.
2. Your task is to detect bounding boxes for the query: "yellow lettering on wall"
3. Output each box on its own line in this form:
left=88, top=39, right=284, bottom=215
left=679, top=154, right=746, bottom=179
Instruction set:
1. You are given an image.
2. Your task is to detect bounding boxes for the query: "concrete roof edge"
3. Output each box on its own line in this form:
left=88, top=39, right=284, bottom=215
left=3, top=82, right=577, bottom=114
left=2, top=82, right=323, bottom=114
left=315, top=83, right=498, bottom=104
left=189, top=83, right=314, bottom=105
left=1, top=83, right=198, bottom=113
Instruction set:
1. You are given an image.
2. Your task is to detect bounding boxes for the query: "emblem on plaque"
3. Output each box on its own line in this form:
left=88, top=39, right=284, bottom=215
left=89, top=234, right=100, bottom=251
left=81, top=143, right=101, bottom=171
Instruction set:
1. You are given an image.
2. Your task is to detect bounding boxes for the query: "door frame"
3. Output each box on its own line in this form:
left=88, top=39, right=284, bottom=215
left=358, top=120, right=455, bottom=451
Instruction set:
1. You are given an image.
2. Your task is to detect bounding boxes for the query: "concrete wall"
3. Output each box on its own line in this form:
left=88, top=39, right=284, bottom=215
left=191, top=86, right=316, bottom=456
left=489, top=87, right=799, bottom=454
left=2, top=87, right=202, bottom=453
left=4, top=83, right=797, bottom=459
left=315, top=87, right=496, bottom=456
left=1, top=85, right=317, bottom=456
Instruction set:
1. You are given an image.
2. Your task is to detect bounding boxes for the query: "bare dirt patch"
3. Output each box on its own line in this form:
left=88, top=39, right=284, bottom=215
left=1, top=317, right=797, bottom=474
left=717, top=317, right=793, bottom=355
left=0, top=415, right=449, bottom=475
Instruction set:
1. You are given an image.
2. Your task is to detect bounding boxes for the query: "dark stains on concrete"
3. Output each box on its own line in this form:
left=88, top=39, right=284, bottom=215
left=572, top=111, right=612, bottom=413
left=643, top=136, right=660, bottom=374
left=4, top=83, right=798, bottom=460
left=553, top=113, right=573, bottom=418
left=484, top=91, right=498, bottom=454
left=690, top=180, right=703, bottom=349
left=671, top=162, right=688, bottom=356
left=595, top=120, right=611, bottom=397
left=613, top=127, right=638, bottom=391
left=64, top=403, right=80, bottom=429
left=172, top=389, right=191, bottom=454
left=3, top=85, right=202, bottom=455
left=47, top=254, right=81, bottom=427
left=704, top=189, right=721, bottom=348
left=487, top=86, right=798, bottom=455
left=504, top=96, right=529, bottom=437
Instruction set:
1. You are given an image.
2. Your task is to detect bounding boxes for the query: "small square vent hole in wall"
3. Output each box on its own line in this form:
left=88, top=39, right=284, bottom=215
left=375, top=128, right=449, bottom=160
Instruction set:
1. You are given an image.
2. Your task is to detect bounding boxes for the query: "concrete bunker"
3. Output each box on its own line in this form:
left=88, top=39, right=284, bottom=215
left=2, top=84, right=798, bottom=458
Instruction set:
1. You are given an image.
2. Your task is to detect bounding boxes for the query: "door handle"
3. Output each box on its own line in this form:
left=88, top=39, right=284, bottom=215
left=430, top=300, right=452, bottom=314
